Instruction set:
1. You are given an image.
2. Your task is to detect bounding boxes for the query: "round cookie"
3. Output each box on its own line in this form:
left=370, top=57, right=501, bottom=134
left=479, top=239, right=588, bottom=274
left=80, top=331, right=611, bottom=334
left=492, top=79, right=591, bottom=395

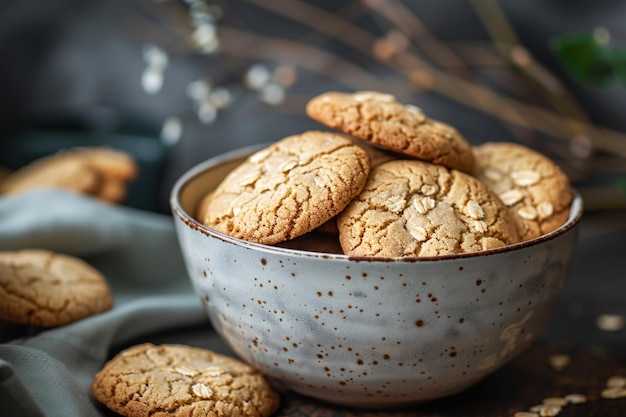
left=306, top=91, right=475, bottom=173
left=472, top=142, right=573, bottom=241
left=198, top=131, right=371, bottom=245
left=0, top=249, right=113, bottom=327
left=337, top=159, right=520, bottom=257
left=91, top=343, right=281, bottom=417
left=0, top=154, right=100, bottom=197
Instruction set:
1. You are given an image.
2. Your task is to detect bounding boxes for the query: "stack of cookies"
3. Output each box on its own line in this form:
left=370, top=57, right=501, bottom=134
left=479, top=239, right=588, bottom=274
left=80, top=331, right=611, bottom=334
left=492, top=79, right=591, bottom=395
left=0, top=146, right=138, bottom=204
left=198, top=91, right=573, bottom=257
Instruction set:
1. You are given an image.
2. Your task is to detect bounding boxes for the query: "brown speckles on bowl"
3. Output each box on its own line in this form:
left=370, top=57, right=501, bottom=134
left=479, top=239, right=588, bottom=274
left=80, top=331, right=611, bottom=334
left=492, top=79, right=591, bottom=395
left=170, top=146, right=584, bottom=408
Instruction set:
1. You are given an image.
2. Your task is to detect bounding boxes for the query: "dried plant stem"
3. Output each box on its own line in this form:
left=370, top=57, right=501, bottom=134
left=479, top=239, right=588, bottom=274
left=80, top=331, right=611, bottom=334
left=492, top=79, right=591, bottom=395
left=217, top=27, right=394, bottom=92
left=402, top=57, right=626, bottom=157
left=296, top=0, right=371, bottom=50
left=363, top=0, right=472, bottom=76
left=242, top=0, right=626, bottom=157
left=135, top=0, right=626, bottom=158
left=128, top=1, right=392, bottom=91
left=470, top=0, right=594, bottom=131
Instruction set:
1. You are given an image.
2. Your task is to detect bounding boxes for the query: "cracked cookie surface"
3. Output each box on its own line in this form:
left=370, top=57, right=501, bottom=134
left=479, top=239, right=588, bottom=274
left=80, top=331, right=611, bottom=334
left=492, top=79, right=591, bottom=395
left=306, top=91, right=475, bottom=173
left=472, top=142, right=573, bottom=241
left=337, top=159, right=520, bottom=257
left=0, top=249, right=113, bottom=327
left=198, top=131, right=371, bottom=245
left=91, top=343, right=281, bottom=417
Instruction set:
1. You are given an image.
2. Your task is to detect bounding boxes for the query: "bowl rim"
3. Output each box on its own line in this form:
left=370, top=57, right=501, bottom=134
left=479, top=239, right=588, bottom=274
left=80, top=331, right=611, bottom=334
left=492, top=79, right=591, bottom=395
left=170, top=143, right=584, bottom=262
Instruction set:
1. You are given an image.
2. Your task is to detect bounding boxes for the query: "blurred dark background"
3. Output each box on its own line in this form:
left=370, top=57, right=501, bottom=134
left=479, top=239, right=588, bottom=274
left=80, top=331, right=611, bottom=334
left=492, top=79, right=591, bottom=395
left=1, top=0, right=625, bottom=213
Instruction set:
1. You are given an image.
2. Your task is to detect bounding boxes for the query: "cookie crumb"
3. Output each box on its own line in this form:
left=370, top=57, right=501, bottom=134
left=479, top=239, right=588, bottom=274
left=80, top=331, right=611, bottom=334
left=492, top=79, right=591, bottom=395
left=601, top=387, right=626, bottom=399
left=596, top=314, right=624, bottom=332
left=606, top=375, right=626, bottom=388
left=565, top=393, right=587, bottom=404
left=530, top=403, right=562, bottom=416
left=542, top=397, right=568, bottom=407
left=600, top=375, right=626, bottom=399
left=514, top=412, right=539, bottom=417
left=547, top=354, right=571, bottom=372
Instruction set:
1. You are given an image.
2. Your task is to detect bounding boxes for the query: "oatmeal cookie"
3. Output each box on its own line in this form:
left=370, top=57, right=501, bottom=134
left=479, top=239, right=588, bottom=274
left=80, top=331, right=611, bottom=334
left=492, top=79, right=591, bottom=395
left=0, top=249, right=113, bottom=327
left=472, top=142, right=573, bottom=241
left=198, top=131, right=371, bottom=245
left=337, top=159, right=520, bottom=257
left=306, top=91, right=475, bottom=173
left=91, top=343, right=281, bottom=417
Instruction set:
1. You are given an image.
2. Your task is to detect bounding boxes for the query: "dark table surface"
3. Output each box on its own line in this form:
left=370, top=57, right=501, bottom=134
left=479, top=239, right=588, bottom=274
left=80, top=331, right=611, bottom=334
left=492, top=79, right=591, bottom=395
left=130, top=208, right=626, bottom=417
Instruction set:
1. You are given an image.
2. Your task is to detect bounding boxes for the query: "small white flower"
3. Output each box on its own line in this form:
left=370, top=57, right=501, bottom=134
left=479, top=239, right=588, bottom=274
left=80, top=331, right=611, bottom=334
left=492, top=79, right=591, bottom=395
left=161, top=117, right=183, bottom=146
left=142, top=44, right=168, bottom=69
left=186, top=79, right=211, bottom=101
left=141, top=67, right=164, bottom=94
left=245, top=64, right=271, bottom=90
left=197, top=100, right=217, bottom=124
left=209, top=87, right=232, bottom=109
left=261, top=83, right=285, bottom=105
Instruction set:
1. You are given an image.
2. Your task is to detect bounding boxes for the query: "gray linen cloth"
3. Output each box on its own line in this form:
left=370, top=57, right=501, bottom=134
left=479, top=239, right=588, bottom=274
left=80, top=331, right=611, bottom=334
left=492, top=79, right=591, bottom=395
left=0, top=190, right=209, bottom=417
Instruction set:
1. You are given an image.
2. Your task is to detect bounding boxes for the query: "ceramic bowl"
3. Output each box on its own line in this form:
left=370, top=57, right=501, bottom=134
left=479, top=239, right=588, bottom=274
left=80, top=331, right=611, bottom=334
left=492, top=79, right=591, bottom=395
left=170, top=144, right=583, bottom=408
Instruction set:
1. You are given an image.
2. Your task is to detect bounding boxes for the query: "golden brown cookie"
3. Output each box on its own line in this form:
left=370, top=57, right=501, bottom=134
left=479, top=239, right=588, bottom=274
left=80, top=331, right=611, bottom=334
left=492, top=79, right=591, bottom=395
left=91, top=343, right=281, bottom=417
left=337, top=159, right=520, bottom=257
left=472, top=142, right=573, bottom=241
left=198, top=131, right=371, bottom=245
left=0, top=154, right=101, bottom=196
left=0, top=249, right=113, bottom=327
left=306, top=91, right=475, bottom=173
left=77, top=147, right=138, bottom=182
left=0, top=147, right=138, bottom=204
left=93, top=179, right=128, bottom=204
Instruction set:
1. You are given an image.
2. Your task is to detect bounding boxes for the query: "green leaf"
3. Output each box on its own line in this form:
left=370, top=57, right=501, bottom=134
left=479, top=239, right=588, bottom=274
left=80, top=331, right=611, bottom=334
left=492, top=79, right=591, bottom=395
left=551, top=32, right=615, bottom=88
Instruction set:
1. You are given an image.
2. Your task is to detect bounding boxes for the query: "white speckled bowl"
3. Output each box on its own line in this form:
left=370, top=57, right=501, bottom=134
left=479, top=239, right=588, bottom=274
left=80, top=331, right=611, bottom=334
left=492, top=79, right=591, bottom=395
left=171, top=145, right=583, bottom=408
